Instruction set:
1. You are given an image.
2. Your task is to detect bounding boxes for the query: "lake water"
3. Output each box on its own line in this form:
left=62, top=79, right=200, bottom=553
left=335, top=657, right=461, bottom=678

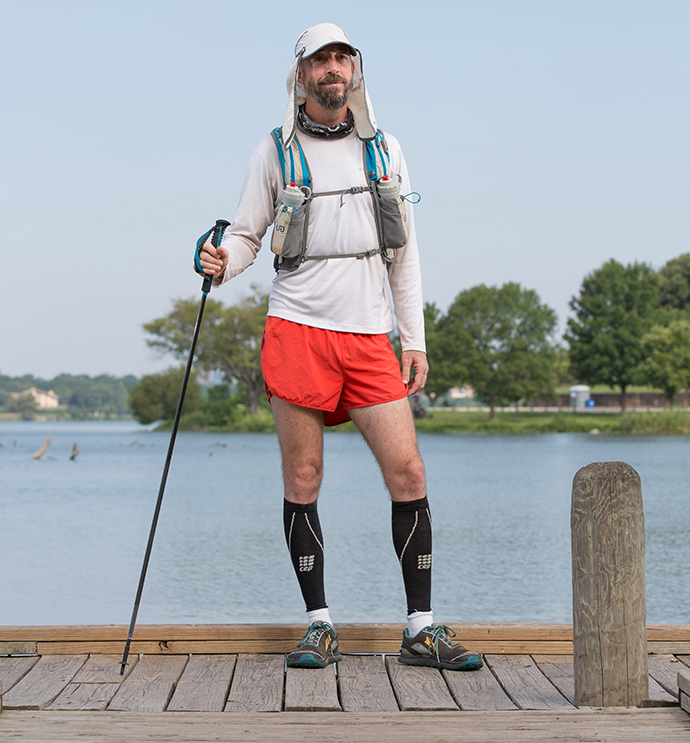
left=0, top=421, right=688, bottom=627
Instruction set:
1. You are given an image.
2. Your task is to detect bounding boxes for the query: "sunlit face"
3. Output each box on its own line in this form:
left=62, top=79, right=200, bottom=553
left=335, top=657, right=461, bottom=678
left=299, top=43, right=355, bottom=111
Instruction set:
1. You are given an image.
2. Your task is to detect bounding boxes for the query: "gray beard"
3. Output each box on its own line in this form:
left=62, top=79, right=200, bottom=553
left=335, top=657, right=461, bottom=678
left=304, top=77, right=354, bottom=111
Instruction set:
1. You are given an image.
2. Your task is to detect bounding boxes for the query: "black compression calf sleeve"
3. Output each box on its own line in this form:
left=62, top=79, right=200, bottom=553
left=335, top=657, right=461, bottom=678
left=392, top=496, right=432, bottom=614
left=283, top=499, right=327, bottom=612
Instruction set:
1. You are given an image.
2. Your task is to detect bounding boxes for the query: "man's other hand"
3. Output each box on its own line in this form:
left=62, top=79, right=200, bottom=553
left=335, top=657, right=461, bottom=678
left=401, top=350, right=428, bottom=396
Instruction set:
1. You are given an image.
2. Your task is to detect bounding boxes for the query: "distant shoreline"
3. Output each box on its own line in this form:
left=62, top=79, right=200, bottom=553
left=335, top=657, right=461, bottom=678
left=4, top=410, right=690, bottom=435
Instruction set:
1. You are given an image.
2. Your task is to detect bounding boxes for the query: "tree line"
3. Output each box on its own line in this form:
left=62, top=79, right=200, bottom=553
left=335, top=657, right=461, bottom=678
left=129, top=254, right=690, bottom=425
left=0, top=373, right=138, bottom=419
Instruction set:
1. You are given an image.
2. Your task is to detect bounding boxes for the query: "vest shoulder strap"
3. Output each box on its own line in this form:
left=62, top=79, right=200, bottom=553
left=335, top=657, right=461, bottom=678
left=364, top=130, right=390, bottom=182
left=271, top=127, right=311, bottom=190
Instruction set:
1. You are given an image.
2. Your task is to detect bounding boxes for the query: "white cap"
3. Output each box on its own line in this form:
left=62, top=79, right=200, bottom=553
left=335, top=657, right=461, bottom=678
left=283, top=23, right=377, bottom=147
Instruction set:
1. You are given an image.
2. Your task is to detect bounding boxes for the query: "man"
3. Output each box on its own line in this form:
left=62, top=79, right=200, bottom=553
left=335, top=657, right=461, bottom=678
left=197, top=23, right=481, bottom=672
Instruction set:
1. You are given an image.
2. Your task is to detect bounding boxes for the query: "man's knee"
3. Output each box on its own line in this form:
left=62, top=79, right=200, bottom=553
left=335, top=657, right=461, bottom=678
left=403, top=456, right=426, bottom=490
left=285, top=462, right=323, bottom=503
left=389, top=454, right=426, bottom=497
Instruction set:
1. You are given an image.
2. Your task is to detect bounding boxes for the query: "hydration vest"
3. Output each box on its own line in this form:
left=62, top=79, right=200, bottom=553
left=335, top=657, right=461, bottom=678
left=270, top=128, right=411, bottom=272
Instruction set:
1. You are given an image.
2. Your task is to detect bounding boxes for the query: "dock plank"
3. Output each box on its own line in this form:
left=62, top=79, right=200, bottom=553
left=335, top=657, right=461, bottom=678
left=0, top=656, right=40, bottom=695
left=533, top=654, right=575, bottom=705
left=485, top=654, right=573, bottom=709
left=2, top=655, right=87, bottom=710
left=167, top=654, right=235, bottom=712
left=385, top=656, right=457, bottom=711
left=46, top=683, right=117, bottom=711
left=285, top=665, right=340, bottom=712
left=107, top=655, right=188, bottom=712
left=72, top=653, right=138, bottom=683
left=225, top=654, right=284, bottom=713
left=337, top=655, right=399, bottom=712
left=647, top=676, right=678, bottom=706
left=442, top=663, right=517, bottom=710
left=3, top=708, right=690, bottom=743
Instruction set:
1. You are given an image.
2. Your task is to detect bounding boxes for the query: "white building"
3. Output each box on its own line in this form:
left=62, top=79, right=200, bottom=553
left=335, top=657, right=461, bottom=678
left=11, top=387, right=60, bottom=409
left=449, top=386, right=475, bottom=400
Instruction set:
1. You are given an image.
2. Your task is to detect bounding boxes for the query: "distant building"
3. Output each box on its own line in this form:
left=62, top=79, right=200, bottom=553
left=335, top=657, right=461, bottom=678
left=11, top=387, right=60, bottom=409
left=449, top=386, right=474, bottom=400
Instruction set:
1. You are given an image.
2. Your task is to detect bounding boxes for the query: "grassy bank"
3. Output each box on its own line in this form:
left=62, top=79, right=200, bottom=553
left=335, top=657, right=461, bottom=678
left=412, top=409, right=690, bottom=434
left=163, top=408, right=690, bottom=435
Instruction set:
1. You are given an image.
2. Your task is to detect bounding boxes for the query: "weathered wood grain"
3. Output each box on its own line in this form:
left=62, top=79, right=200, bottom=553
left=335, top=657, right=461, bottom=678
left=646, top=677, right=677, bottom=706
left=676, top=655, right=690, bottom=670
left=107, top=655, right=188, bottom=712
left=337, top=655, right=398, bottom=712
left=4, top=708, right=690, bottom=742
left=2, top=655, right=87, bottom=709
left=678, top=669, right=690, bottom=697
left=681, top=690, right=689, bottom=715
left=284, top=665, right=340, bottom=712
left=0, top=656, right=40, bottom=695
left=0, top=642, right=36, bottom=654
left=571, top=462, right=648, bottom=708
left=71, top=654, right=138, bottom=683
left=384, top=656, right=457, bottom=711
left=225, top=654, right=284, bottom=713
left=533, top=655, right=575, bottom=705
left=485, top=655, right=573, bottom=709
left=0, top=622, right=683, bottom=655
left=647, top=655, right=682, bottom=699
left=167, top=655, right=235, bottom=712
left=35, top=639, right=578, bottom=655
left=442, top=663, right=517, bottom=710
left=46, top=683, right=117, bottom=711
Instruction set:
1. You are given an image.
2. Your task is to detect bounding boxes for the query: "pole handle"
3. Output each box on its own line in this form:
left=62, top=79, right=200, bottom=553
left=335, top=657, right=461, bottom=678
left=202, top=219, right=231, bottom=293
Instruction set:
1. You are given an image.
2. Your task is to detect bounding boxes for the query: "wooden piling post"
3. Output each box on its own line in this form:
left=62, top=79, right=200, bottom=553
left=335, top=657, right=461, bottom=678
left=571, top=461, right=648, bottom=707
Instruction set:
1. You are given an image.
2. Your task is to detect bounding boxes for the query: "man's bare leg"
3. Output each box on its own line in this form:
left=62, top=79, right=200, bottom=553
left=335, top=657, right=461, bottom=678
left=271, top=396, right=324, bottom=504
left=348, top=397, right=426, bottom=502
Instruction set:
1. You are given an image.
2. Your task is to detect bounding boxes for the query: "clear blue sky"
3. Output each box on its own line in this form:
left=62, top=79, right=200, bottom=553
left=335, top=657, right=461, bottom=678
left=2, top=0, right=688, bottom=378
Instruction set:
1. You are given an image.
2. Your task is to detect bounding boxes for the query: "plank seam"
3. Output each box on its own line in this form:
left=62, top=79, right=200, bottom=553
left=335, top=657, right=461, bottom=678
left=382, top=654, right=402, bottom=711
left=531, top=654, right=573, bottom=708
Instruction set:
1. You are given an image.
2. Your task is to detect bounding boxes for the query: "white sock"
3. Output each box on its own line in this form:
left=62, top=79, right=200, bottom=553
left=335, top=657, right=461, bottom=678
left=307, top=608, right=332, bottom=626
left=407, top=611, right=433, bottom=636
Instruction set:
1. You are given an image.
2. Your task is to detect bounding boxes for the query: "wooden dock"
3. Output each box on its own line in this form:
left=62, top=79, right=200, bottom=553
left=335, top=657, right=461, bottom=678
left=1, top=624, right=690, bottom=742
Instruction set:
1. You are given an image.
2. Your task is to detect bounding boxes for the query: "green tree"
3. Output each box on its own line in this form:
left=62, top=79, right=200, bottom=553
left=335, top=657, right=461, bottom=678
left=128, top=366, right=201, bottom=425
left=423, top=302, right=452, bottom=407
left=659, top=254, right=690, bottom=312
left=565, top=260, right=660, bottom=414
left=7, top=393, right=37, bottom=420
left=144, top=285, right=269, bottom=415
left=431, top=283, right=557, bottom=420
left=639, top=320, right=690, bottom=404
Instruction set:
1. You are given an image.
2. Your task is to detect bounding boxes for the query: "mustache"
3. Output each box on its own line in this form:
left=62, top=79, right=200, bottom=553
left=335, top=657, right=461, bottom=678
left=319, top=74, right=347, bottom=85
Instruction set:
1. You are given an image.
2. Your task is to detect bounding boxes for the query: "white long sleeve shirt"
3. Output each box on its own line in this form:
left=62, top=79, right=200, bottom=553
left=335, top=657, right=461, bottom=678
left=219, top=128, right=425, bottom=353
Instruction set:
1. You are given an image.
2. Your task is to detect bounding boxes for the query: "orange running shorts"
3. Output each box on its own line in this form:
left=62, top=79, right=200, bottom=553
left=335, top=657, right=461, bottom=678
left=261, top=316, right=408, bottom=426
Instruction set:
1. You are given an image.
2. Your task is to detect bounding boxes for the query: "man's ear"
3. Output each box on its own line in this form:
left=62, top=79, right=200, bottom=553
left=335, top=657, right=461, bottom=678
left=297, top=64, right=304, bottom=84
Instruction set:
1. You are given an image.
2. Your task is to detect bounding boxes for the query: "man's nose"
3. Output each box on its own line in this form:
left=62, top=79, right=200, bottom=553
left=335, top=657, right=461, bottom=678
left=324, top=53, right=340, bottom=72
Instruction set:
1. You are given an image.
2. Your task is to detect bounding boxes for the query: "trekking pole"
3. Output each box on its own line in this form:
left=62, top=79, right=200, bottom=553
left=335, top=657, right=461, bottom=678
left=119, top=219, right=230, bottom=675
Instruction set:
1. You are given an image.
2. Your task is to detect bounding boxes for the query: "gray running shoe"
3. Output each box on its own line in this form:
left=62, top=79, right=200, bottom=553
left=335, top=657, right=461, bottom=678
left=286, top=622, right=342, bottom=668
left=398, top=624, right=483, bottom=671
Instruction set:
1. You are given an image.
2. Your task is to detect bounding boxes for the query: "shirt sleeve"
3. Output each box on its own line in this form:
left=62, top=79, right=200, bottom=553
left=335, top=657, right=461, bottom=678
left=385, top=135, right=426, bottom=354
left=218, top=137, right=283, bottom=284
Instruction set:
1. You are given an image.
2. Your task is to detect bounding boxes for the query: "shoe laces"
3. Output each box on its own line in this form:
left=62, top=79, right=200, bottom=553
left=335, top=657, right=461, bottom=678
left=298, top=621, right=332, bottom=647
left=427, top=624, right=455, bottom=660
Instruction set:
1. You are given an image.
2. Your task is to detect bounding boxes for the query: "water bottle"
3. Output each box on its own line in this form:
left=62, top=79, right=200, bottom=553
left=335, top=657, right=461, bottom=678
left=375, top=174, right=401, bottom=200
left=272, top=182, right=309, bottom=258
left=374, top=174, right=408, bottom=256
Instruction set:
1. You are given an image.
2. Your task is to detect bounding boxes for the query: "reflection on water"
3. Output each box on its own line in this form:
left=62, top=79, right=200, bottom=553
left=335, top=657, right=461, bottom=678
left=0, top=421, right=688, bottom=625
